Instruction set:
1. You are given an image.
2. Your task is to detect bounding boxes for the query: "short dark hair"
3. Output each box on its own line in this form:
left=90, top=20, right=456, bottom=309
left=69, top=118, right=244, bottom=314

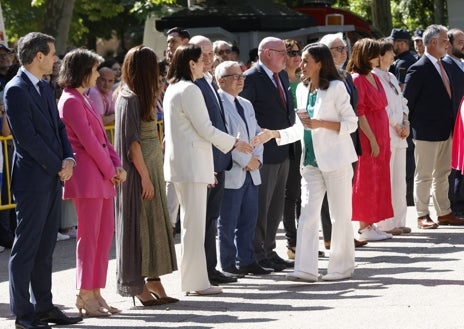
left=346, top=38, right=380, bottom=75
left=378, top=38, right=394, bottom=56
left=301, top=43, right=341, bottom=90
left=167, top=27, right=190, bottom=40
left=17, top=32, right=55, bottom=66
left=58, top=48, right=104, bottom=89
left=167, top=44, right=202, bottom=83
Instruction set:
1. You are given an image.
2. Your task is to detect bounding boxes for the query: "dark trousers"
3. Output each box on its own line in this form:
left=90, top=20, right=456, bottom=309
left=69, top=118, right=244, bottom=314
left=205, top=171, right=225, bottom=276
left=253, top=160, right=290, bottom=261
left=218, top=173, right=259, bottom=269
left=450, top=169, right=464, bottom=216
left=283, top=156, right=301, bottom=249
left=9, top=180, right=61, bottom=318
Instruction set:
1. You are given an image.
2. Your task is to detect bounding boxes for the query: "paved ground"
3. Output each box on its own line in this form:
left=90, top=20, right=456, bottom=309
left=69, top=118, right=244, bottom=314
left=1, top=206, right=464, bottom=329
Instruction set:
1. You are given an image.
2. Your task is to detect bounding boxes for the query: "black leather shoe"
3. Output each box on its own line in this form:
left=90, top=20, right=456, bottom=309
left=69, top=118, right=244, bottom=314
left=258, top=258, right=286, bottom=272
left=269, top=254, right=294, bottom=268
left=209, top=271, right=238, bottom=285
left=238, top=262, right=272, bottom=275
left=15, top=318, right=51, bottom=329
left=37, top=306, right=82, bottom=325
left=222, top=267, right=245, bottom=278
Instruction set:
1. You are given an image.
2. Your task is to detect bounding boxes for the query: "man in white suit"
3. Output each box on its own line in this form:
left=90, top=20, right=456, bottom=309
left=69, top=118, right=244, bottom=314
left=216, top=61, right=272, bottom=276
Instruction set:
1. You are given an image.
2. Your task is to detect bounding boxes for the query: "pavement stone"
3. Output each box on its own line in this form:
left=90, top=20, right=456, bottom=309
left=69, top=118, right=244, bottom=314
left=1, top=206, right=464, bottom=329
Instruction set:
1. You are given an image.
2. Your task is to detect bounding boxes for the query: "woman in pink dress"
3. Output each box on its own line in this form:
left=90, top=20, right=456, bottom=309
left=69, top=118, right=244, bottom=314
left=346, top=39, right=393, bottom=241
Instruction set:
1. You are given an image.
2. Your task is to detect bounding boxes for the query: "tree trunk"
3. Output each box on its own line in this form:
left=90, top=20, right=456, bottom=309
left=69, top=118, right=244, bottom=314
left=434, top=0, right=445, bottom=24
left=43, top=0, right=75, bottom=56
left=371, top=0, right=392, bottom=37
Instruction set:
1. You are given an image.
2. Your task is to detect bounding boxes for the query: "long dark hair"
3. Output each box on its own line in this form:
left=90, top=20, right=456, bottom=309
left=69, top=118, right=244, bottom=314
left=301, top=43, right=341, bottom=90
left=121, top=45, right=159, bottom=122
left=167, top=44, right=202, bottom=83
left=346, top=38, right=380, bottom=75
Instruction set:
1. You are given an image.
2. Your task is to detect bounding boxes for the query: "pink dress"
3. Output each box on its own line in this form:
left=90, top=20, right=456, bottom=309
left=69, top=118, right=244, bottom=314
left=351, top=73, right=393, bottom=223
left=452, top=98, right=464, bottom=172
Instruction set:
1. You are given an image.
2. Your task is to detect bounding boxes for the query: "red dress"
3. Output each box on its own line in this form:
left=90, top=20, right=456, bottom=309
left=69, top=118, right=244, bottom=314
left=351, top=73, right=393, bottom=223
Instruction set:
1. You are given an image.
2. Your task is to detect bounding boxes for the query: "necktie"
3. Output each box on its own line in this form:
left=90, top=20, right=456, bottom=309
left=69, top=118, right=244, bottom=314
left=273, top=72, right=286, bottom=107
left=234, top=98, right=249, bottom=137
left=37, top=80, right=55, bottom=126
left=438, top=59, right=451, bottom=98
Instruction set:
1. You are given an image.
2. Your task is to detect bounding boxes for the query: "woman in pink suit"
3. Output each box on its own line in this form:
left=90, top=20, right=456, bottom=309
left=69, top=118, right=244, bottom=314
left=58, top=48, right=127, bottom=317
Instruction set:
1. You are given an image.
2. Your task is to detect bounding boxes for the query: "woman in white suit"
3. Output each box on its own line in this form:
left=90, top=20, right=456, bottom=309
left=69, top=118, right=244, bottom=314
left=253, top=43, right=358, bottom=282
left=163, top=44, right=252, bottom=295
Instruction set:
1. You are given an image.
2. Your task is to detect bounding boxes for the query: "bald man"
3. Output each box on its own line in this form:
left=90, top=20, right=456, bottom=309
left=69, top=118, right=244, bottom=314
left=240, top=37, right=295, bottom=271
left=87, top=67, right=116, bottom=125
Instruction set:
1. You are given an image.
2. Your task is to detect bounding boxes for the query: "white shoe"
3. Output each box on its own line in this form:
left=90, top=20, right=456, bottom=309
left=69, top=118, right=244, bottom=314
left=373, top=225, right=393, bottom=239
left=358, top=226, right=391, bottom=241
left=322, top=272, right=352, bottom=281
left=67, top=227, right=77, bottom=238
left=0, top=245, right=5, bottom=253
left=57, top=232, right=70, bottom=241
left=287, top=271, right=320, bottom=283
left=185, top=286, right=223, bottom=296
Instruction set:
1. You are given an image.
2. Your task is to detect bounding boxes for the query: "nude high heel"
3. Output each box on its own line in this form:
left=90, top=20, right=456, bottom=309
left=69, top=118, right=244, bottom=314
left=75, top=295, right=111, bottom=317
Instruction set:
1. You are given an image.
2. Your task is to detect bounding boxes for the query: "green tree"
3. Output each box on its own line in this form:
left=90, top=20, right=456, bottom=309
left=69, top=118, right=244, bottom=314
left=1, top=0, right=174, bottom=55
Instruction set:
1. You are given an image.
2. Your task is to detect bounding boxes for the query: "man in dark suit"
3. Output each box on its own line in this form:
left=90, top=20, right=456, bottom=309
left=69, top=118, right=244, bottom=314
left=403, top=25, right=464, bottom=230
left=443, top=28, right=464, bottom=218
left=189, top=35, right=238, bottom=285
left=240, top=37, right=295, bottom=271
left=5, top=32, right=82, bottom=329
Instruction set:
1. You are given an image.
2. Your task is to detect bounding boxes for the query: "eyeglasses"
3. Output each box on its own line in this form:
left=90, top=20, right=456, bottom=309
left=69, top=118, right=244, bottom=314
left=330, top=46, right=347, bottom=53
left=268, top=48, right=287, bottom=55
left=218, top=49, right=231, bottom=56
left=287, top=50, right=302, bottom=57
left=222, top=74, right=246, bottom=81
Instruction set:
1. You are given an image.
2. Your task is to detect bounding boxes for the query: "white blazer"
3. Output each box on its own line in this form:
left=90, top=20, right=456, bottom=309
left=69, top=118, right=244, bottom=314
left=277, top=80, right=358, bottom=172
left=219, top=90, right=263, bottom=189
left=163, top=80, right=235, bottom=184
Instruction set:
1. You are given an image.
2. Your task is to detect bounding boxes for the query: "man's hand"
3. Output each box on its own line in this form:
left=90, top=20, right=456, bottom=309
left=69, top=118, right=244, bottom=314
left=58, top=159, right=74, bottom=181
left=244, top=157, right=261, bottom=171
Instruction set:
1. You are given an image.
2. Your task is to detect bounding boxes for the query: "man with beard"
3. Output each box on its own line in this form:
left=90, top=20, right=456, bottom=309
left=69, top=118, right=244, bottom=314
left=443, top=28, right=464, bottom=219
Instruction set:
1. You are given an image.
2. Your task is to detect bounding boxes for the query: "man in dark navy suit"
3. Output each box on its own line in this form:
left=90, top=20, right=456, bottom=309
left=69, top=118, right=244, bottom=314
left=240, top=37, right=295, bottom=271
left=189, top=35, right=238, bottom=286
left=404, top=25, right=464, bottom=230
left=5, top=32, right=81, bottom=329
left=443, top=28, right=464, bottom=218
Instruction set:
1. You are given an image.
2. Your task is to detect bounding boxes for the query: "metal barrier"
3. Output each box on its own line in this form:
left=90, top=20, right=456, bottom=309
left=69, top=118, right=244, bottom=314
left=0, top=120, right=163, bottom=210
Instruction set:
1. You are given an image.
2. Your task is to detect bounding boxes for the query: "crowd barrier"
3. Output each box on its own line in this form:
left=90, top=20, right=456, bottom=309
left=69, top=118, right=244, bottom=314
left=0, top=120, right=164, bottom=210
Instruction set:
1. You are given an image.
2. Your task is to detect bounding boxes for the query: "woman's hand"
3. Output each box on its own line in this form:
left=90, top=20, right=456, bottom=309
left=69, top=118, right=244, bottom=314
left=251, top=129, right=277, bottom=146
left=394, top=124, right=403, bottom=137
left=245, top=157, right=261, bottom=171
left=370, top=139, right=380, bottom=157
left=400, top=124, right=410, bottom=139
left=141, top=176, right=155, bottom=200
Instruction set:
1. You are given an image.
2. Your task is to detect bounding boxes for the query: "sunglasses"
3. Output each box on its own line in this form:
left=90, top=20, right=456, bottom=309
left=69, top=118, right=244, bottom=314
left=330, top=46, right=347, bottom=53
left=222, top=74, right=246, bottom=81
left=218, top=49, right=231, bottom=56
left=287, top=50, right=302, bottom=57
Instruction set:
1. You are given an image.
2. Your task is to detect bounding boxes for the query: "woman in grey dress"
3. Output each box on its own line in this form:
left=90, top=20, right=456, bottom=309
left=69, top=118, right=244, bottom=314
left=114, top=45, right=178, bottom=306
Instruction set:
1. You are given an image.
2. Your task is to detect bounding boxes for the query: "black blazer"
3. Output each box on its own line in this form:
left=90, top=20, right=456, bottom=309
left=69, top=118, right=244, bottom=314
left=5, top=70, right=74, bottom=191
left=403, top=55, right=455, bottom=141
left=442, top=55, right=464, bottom=117
left=240, top=64, right=295, bottom=164
left=195, top=77, right=232, bottom=172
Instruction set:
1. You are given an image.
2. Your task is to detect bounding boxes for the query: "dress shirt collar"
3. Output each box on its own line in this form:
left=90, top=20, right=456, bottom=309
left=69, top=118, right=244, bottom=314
left=21, top=66, right=41, bottom=93
left=444, top=54, right=464, bottom=72
left=220, top=89, right=235, bottom=104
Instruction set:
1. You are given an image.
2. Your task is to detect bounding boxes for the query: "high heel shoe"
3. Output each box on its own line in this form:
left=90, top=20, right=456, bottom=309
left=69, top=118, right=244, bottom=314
left=75, top=295, right=111, bottom=317
left=145, top=278, right=179, bottom=304
left=96, top=296, right=121, bottom=314
left=132, top=295, right=164, bottom=307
